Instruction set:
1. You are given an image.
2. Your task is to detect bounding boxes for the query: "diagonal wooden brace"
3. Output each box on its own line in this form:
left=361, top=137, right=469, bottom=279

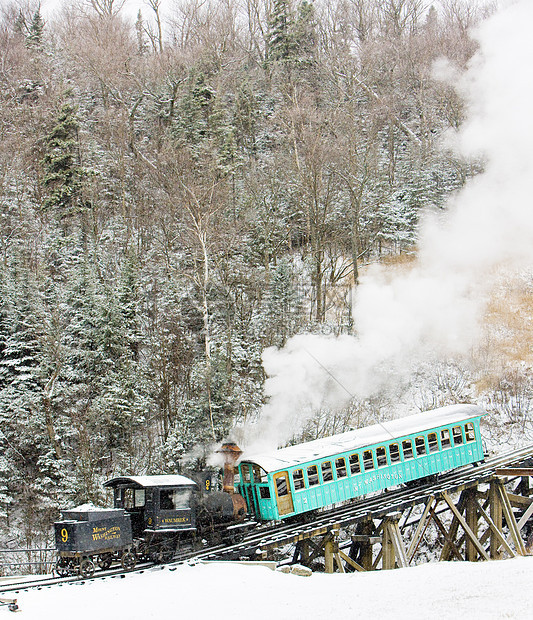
left=495, top=480, right=527, bottom=555
left=441, top=492, right=490, bottom=561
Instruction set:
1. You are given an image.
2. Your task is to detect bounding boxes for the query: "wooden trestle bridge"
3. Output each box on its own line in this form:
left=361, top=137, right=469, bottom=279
left=197, top=443, right=533, bottom=573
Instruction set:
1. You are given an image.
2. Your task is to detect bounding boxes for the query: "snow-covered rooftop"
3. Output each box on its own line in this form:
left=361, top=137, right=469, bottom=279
left=104, top=475, right=198, bottom=489
left=242, top=404, right=485, bottom=472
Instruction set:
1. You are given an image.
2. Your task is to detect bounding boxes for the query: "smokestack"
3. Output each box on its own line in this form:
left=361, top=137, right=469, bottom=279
left=219, top=442, right=242, bottom=494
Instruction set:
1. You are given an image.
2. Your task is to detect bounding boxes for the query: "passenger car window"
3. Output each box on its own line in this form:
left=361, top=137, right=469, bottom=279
left=292, top=469, right=305, bottom=490
left=276, top=476, right=288, bottom=497
left=428, top=433, right=439, bottom=453
left=389, top=443, right=400, bottom=463
left=253, top=465, right=267, bottom=483
left=321, top=461, right=333, bottom=482
left=363, top=450, right=375, bottom=471
left=452, top=426, right=464, bottom=445
left=307, top=465, right=319, bottom=486
left=134, top=489, right=145, bottom=507
left=402, top=440, right=414, bottom=459
left=465, top=423, right=476, bottom=442
left=349, top=454, right=361, bottom=474
left=259, top=487, right=271, bottom=499
left=440, top=429, right=451, bottom=449
left=376, top=447, right=387, bottom=467
left=335, top=457, right=347, bottom=478
left=415, top=436, right=427, bottom=456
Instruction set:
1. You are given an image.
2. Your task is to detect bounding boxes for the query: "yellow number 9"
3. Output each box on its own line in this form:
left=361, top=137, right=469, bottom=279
left=205, top=479, right=210, bottom=491
left=61, top=528, right=68, bottom=543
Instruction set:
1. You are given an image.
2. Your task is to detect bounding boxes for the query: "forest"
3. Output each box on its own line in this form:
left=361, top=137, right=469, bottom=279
left=0, top=0, right=531, bottom=548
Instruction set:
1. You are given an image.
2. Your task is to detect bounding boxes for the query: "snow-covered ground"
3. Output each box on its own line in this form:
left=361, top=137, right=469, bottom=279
left=6, top=556, right=533, bottom=619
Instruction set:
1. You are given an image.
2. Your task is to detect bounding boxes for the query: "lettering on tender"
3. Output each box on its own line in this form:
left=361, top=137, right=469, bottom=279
left=91, top=524, right=122, bottom=541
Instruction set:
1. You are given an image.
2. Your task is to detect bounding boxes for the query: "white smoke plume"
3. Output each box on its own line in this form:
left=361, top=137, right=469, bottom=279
left=236, top=0, right=533, bottom=454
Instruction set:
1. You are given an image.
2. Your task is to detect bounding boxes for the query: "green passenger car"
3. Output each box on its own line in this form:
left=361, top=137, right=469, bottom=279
left=236, top=404, right=486, bottom=521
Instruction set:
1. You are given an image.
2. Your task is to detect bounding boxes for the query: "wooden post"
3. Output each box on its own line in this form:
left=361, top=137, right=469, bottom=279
left=330, top=524, right=345, bottom=573
left=382, top=513, right=407, bottom=570
left=489, top=479, right=503, bottom=559
left=495, top=480, right=527, bottom=556
left=324, top=535, right=334, bottom=574
left=465, top=488, right=479, bottom=562
left=352, top=515, right=375, bottom=571
left=382, top=520, right=395, bottom=570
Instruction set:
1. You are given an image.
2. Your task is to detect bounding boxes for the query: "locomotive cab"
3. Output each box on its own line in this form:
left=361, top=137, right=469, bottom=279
left=104, top=475, right=199, bottom=537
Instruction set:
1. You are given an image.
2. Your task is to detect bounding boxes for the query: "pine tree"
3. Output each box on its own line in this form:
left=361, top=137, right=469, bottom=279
left=293, top=1, right=317, bottom=68
left=267, top=0, right=295, bottom=64
left=135, top=10, right=147, bottom=56
left=263, top=259, right=303, bottom=347
left=41, top=101, right=83, bottom=223
left=26, top=8, right=45, bottom=50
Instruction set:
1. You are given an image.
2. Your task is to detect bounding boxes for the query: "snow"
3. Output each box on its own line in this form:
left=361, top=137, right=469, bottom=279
left=8, top=557, right=533, bottom=619
left=63, top=504, right=101, bottom=513
left=244, top=404, right=484, bottom=472
left=103, top=475, right=198, bottom=489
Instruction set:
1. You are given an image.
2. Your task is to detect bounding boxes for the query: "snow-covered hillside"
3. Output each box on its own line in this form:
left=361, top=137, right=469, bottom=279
left=6, top=556, right=533, bottom=619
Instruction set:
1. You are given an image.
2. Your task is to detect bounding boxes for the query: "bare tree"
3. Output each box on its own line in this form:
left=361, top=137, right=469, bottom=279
left=87, top=0, right=126, bottom=18
left=145, top=0, right=163, bottom=53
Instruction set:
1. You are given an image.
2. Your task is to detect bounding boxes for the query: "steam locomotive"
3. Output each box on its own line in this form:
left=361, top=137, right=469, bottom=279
left=55, top=405, right=486, bottom=577
left=54, top=443, right=247, bottom=578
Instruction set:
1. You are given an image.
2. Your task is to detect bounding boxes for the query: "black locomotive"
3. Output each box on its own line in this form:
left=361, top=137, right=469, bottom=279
left=54, top=444, right=248, bottom=577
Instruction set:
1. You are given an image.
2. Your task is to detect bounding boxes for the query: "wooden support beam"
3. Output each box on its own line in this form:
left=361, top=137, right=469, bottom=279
left=359, top=516, right=375, bottom=571
left=495, top=481, right=527, bottom=556
left=389, top=525, right=408, bottom=569
left=465, top=489, right=479, bottom=562
left=338, top=550, right=366, bottom=572
left=382, top=513, right=408, bottom=569
left=330, top=524, right=345, bottom=574
left=429, top=507, right=464, bottom=562
left=512, top=476, right=531, bottom=497
left=325, top=538, right=335, bottom=574
left=495, top=468, right=533, bottom=477
left=351, top=535, right=382, bottom=544
left=517, top=500, right=533, bottom=532
left=441, top=492, right=490, bottom=561
left=305, top=534, right=330, bottom=567
left=334, top=553, right=346, bottom=573
left=474, top=499, right=516, bottom=558
left=400, top=505, right=415, bottom=533
left=506, top=493, right=533, bottom=509
left=440, top=491, right=467, bottom=561
left=293, top=540, right=311, bottom=565
left=489, top=480, right=503, bottom=559
left=407, top=496, right=436, bottom=563
left=323, top=525, right=344, bottom=574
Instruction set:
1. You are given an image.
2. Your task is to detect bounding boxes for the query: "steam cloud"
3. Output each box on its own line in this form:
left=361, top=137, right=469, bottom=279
left=237, top=0, right=533, bottom=454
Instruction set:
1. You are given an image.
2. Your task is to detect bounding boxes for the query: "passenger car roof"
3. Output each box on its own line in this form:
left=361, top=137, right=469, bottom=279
left=241, top=404, right=486, bottom=473
left=103, top=475, right=198, bottom=489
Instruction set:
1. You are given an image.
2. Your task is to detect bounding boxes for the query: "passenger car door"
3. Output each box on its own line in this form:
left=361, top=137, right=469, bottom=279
left=273, top=471, right=294, bottom=516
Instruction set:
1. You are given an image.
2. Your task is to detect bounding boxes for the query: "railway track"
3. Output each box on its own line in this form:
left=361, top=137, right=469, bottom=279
left=2, top=442, right=533, bottom=594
